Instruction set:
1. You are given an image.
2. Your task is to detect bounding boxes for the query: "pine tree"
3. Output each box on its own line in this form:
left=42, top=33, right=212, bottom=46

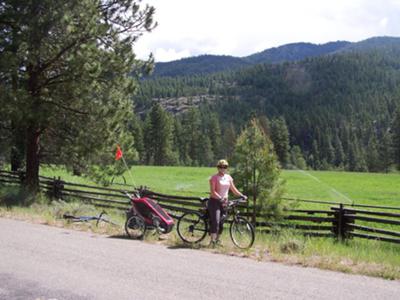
left=310, top=140, right=321, bottom=170
left=143, top=114, right=153, bottom=165
left=290, top=145, right=307, bottom=169
left=222, top=123, right=237, bottom=161
left=182, top=109, right=201, bottom=165
left=208, top=113, right=222, bottom=161
left=146, top=103, right=174, bottom=165
left=366, top=133, right=380, bottom=172
left=172, top=118, right=185, bottom=165
left=348, top=143, right=358, bottom=172
left=393, top=108, right=400, bottom=169
left=270, top=117, right=290, bottom=167
left=198, top=134, right=214, bottom=166
left=232, top=119, right=284, bottom=224
left=129, top=115, right=145, bottom=164
left=0, top=0, right=156, bottom=192
left=324, top=134, right=336, bottom=166
left=380, top=131, right=393, bottom=173
left=348, top=135, right=368, bottom=172
left=333, top=133, right=345, bottom=168
left=257, top=115, right=271, bottom=136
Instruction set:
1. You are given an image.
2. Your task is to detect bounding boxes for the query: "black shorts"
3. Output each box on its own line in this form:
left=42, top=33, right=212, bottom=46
left=207, top=198, right=227, bottom=234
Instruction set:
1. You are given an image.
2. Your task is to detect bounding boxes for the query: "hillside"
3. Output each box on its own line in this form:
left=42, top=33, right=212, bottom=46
left=136, top=38, right=400, bottom=172
left=244, top=41, right=350, bottom=64
left=150, top=37, right=400, bottom=78
left=337, top=36, right=400, bottom=53
left=152, top=55, right=251, bottom=77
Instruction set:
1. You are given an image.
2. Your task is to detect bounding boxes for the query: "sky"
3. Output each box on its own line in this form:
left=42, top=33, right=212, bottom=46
left=134, top=0, right=400, bottom=62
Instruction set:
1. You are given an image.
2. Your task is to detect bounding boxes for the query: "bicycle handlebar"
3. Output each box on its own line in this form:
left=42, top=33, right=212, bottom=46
left=200, top=197, right=247, bottom=205
left=121, top=190, right=140, bottom=199
left=228, top=198, right=248, bottom=206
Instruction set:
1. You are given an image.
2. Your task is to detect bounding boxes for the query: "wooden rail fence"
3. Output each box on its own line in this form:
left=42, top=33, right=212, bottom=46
left=1, top=170, right=399, bottom=244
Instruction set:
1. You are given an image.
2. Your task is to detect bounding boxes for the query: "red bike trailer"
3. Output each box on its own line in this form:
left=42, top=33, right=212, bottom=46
left=125, top=189, right=175, bottom=238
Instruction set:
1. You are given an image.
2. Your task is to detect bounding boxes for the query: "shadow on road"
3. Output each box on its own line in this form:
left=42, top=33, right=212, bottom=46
left=107, top=234, right=133, bottom=240
left=105, top=234, right=208, bottom=250
left=167, top=243, right=205, bottom=250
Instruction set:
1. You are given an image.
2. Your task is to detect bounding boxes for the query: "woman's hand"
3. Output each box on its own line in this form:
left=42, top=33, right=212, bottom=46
left=220, top=197, right=228, bottom=207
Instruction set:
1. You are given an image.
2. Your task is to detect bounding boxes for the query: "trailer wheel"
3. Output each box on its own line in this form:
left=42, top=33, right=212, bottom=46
left=125, top=215, right=146, bottom=239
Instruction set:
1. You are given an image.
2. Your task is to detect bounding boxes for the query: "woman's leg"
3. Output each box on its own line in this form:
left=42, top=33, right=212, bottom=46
left=218, top=205, right=227, bottom=235
left=208, top=199, right=221, bottom=242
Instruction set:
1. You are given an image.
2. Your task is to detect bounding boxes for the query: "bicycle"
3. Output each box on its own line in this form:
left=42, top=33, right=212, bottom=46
left=176, top=197, right=255, bottom=249
left=62, top=210, right=118, bottom=227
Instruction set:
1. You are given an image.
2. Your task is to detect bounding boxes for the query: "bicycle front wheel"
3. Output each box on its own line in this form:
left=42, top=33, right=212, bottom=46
left=230, top=217, right=255, bottom=249
left=177, top=212, right=208, bottom=244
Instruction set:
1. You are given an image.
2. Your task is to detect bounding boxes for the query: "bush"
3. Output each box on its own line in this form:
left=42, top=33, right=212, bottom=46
left=0, top=185, right=34, bottom=207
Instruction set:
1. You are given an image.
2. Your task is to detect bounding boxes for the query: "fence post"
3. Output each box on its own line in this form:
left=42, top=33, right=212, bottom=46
left=52, top=176, right=64, bottom=199
left=18, top=170, right=25, bottom=185
left=333, top=203, right=348, bottom=241
left=338, top=203, right=344, bottom=240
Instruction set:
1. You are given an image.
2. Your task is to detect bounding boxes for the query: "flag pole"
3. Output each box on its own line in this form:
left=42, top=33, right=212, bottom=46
left=121, top=155, right=137, bottom=189
left=115, top=144, right=137, bottom=189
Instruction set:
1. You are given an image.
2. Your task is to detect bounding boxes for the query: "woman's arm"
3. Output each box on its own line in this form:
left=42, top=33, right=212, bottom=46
left=210, top=177, right=222, bottom=199
left=229, top=178, right=244, bottom=197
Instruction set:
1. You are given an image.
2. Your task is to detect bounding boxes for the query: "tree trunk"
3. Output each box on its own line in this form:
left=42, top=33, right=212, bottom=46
left=25, top=125, right=41, bottom=194
left=10, top=147, right=22, bottom=172
left=252, top=194, right=256, bottom=225
left=252, top=163, right=257, bottom=225
left=25, top=57, right=41, bottom=194
left=10, top=36, right=25, bottom=172
left=10, top=125, right=26, bottom=172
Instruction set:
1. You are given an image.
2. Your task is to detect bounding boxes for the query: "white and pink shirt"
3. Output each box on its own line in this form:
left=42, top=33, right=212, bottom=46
left=210, top=174, right=233, bottom=199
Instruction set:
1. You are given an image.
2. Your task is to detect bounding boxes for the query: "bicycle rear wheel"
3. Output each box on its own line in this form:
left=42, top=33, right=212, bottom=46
left=177, top=212, right=208, bottom=244
left=125, top=215, right=146, bottom=239
left=230, top=217, right=255, bottom=249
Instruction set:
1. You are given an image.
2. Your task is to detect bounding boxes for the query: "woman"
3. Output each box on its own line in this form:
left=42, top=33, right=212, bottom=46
left=208, top=159, right=247, bottom=246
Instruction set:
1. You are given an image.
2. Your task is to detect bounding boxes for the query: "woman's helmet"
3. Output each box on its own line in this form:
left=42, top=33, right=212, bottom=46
left=217, top=159, right=229, bottom=167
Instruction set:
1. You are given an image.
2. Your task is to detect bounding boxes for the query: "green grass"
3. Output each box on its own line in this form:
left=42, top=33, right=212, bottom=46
left=282, top=170, right=400, bottom=207
left=122, top=166, right=213, bottom=197
left=39, top=166, right=400, bottom=208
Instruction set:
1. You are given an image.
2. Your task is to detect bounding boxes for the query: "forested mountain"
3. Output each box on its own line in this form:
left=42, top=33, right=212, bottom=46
left=244, top=41, right=350, bottom=64
left=150, top=37, right=400, bottom=78
left=152, top=55, right=251, bottom=77
left=336, top=36, right=400, bottom=53
left=133, top=38, right=400, bottom=172
left=151, top=42, right=350, bottom=77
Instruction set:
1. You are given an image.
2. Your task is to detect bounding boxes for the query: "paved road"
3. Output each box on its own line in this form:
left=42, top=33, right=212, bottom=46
left=0, top=218, right=399, bottom=300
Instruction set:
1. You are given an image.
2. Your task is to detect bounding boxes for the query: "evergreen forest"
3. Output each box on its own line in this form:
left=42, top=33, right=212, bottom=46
left=132, top=37, right=400, bottom=172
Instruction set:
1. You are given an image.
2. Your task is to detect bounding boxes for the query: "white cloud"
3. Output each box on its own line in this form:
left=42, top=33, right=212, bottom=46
left=153, top=48, right=192, bottom=62
left=380, top=17, right=389, bottom=28
left=134, top=0, right=400, bottom=62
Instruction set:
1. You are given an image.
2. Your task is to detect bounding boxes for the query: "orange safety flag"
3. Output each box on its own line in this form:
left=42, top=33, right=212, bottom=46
left=115, top=145, right=123, bottom=161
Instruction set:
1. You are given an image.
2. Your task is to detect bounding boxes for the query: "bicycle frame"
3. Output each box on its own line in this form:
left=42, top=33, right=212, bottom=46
left=198, top=198, right=247, bottom=230
left=62, top=211, right=117, bottom=227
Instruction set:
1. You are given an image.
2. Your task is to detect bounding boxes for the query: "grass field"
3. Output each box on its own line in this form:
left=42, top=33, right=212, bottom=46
left=41, top=166, right=400, bottom=208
